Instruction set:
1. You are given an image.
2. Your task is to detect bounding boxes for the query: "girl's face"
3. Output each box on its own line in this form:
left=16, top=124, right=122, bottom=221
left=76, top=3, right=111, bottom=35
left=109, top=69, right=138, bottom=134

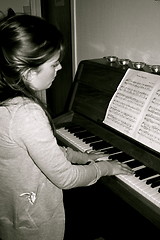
left=26, top=51, right=62, bottom=91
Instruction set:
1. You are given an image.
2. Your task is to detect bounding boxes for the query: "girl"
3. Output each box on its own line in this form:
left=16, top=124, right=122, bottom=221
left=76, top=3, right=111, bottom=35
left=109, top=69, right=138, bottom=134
left=0, top=14, right=132, bottom=240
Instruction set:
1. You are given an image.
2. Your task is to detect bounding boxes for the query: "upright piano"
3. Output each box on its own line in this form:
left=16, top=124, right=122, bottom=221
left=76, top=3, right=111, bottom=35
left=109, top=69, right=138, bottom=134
left=53, top=58, right=160, bottom=234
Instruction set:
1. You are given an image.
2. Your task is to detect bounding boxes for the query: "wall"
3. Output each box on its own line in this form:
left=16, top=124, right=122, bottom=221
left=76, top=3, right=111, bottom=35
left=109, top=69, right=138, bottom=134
left=0, top=0, right=30, bottom=15
left=74, top=0, right=160, bottom=69
left=0, top=0, right=41, bottom=19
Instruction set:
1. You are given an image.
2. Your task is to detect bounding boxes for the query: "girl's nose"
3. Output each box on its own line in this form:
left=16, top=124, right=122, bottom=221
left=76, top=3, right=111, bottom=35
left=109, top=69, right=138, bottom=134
left=55, top=63, right=62, bottom=72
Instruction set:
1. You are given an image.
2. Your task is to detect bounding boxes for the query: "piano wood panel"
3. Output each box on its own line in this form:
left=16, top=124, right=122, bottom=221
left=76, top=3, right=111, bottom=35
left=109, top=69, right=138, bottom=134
left=71, top=60, right=125, bottom=122
left=63, top=181, right=160, bottom=240
left=100, top=176, right=160, bottom=229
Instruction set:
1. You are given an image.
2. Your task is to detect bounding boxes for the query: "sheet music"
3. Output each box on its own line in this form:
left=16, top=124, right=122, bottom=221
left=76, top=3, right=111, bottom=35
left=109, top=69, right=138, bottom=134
left=103, top=68, right=160, bottom=152
left=136, top=88, right=160, bottom=152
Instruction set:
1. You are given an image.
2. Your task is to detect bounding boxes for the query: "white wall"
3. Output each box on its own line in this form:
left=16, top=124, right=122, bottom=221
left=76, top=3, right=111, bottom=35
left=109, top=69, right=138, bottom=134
left=0, top=0, right=41, bottom=18
left=73, top=0, right=160, bottom=69
left=0, top=0, right=30, bottom=15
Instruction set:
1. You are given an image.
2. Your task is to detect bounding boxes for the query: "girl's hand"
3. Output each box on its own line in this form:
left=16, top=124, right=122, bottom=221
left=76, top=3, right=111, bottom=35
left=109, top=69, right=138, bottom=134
left=106, top=160, right=134, bottom=176
left=87, top=151, right=109, bottom=162
left=66, top=148, right=107, bottom=164
left=87, top=151, right=134, bottom=176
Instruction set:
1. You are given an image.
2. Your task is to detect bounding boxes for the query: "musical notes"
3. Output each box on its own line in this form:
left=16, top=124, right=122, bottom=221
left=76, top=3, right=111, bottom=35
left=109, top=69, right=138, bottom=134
left=137, top=87, right=160, bottom=151
left=103, top=68, right=160, bottom=153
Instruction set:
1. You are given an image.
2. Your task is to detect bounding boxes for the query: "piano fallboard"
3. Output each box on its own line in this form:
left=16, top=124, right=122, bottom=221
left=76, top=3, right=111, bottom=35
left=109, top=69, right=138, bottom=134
left=53, top=58, right=160, bottom=229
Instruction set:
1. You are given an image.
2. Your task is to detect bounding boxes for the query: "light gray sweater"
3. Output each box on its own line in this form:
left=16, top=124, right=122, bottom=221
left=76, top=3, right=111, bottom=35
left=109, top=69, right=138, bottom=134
left=0, top=97, right=101, bottom=240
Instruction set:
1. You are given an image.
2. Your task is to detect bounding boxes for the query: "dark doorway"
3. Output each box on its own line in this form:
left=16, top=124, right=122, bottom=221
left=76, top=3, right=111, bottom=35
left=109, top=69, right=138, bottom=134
left=41, top=0, right=73, bottom=117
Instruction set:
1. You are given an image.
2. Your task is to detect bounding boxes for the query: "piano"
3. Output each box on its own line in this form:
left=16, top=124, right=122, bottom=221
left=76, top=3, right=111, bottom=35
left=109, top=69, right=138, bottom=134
left=53, top=58, right=160, bottom=232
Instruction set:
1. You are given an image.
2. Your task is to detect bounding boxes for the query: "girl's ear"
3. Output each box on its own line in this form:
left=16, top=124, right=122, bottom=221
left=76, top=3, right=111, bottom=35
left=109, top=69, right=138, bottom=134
left=22, top=69, right=37, bottom=85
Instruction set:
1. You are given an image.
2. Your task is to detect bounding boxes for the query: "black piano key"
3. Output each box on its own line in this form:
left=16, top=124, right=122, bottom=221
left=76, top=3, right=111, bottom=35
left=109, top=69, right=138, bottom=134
left=73, top=129, right=86, bottom=135
left=103, top=147, right=121, bottom=154
left=139, top=168, right=156, bottom=179
left=135, top=167, right=155, bottom=179
left=90, top=140, right=112, bottom=150
left=151, top=179, right=160, bottom=188
left=66, top=126, right=85, bottom=133
left=109, top=152, right=133, bottom=162
left=83, top=136, right=102, bottom=144
left=126, top=160, right=143, bottom=169
left=74, top=131, right=94, bottom=139
left=134, top=168, right=146, bottom=177
left=146, top=175, right=160, bottom=185
left=135, top=167, right=156, bottom=180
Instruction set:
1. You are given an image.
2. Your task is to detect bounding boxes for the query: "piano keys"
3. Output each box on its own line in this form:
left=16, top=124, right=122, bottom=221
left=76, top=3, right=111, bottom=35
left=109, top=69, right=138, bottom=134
left=53, top=58, right=160, bottom=230
left=57, top=125, right=160, bottom=209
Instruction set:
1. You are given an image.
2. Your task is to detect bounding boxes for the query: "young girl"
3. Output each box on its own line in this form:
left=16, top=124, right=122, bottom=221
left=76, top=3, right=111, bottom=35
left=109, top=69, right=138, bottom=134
left=0, top=14, right=132, bottom=240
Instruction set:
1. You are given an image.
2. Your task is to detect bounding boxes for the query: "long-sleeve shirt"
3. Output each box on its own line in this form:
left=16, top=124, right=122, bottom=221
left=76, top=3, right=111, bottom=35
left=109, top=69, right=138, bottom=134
left=0, top=97, right=101, bottom=240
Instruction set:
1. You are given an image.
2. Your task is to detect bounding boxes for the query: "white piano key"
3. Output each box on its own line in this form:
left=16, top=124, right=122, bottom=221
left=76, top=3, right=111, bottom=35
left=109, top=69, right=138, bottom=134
left=145, top=187, right=159, bottom=197
left=152, top=193, right=160, bottom=205
left=117, top=174, right=160, bottom=208
left=56, top=128, right=93, bottom=152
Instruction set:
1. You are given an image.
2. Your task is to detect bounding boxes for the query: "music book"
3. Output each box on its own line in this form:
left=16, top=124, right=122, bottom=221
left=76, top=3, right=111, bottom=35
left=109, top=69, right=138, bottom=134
left=103, top=68, right=160, bottom=153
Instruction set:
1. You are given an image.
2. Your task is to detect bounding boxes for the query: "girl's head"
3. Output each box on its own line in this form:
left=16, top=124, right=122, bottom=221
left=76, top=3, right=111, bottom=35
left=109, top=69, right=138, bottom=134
left=0, top=14, right=63, bottom=95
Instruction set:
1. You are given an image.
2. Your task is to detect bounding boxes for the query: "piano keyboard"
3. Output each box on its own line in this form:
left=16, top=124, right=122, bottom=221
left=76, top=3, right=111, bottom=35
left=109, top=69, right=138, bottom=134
left=56, top=125, right=160, bottom=208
